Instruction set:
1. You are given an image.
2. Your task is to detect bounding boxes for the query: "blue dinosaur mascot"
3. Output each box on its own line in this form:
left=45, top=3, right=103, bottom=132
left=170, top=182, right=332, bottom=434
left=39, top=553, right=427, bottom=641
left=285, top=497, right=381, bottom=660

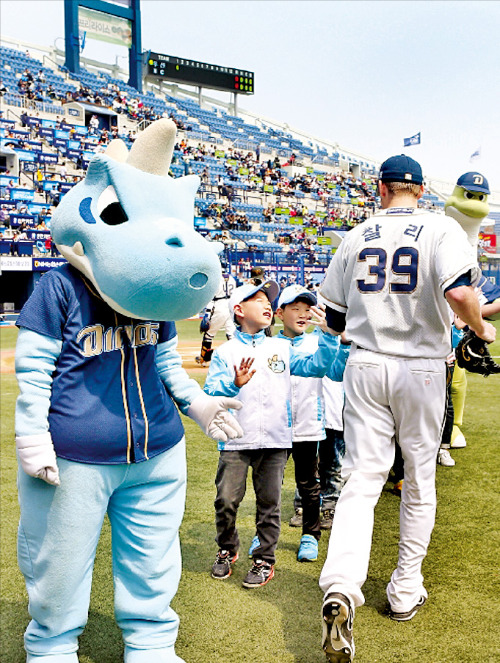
left=15, top=119, right=243, bottom=663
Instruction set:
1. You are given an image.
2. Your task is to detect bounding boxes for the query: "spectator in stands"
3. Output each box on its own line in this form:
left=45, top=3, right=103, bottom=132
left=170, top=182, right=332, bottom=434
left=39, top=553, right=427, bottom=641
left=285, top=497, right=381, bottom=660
left=36, top=167, right=44, bottom=192
left=59, top=163, right=68, bottom=182
left=10, top=228, right=28, bottom=255
left=0, top=80, right=7, bottom=97
left=88, top=114, right=99, bottom=135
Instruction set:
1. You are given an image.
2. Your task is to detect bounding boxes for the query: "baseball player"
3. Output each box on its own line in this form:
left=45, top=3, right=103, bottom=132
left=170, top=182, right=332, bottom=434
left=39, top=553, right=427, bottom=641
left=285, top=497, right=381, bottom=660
left=318, top=154, right=496, bottom=663
left=196, top=261, right=236, bottom=367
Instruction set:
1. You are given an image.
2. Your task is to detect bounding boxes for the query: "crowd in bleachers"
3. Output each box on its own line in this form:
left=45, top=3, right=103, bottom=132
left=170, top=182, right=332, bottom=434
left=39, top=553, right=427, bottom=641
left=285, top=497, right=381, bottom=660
left=1, top=42, right=450, bottom=270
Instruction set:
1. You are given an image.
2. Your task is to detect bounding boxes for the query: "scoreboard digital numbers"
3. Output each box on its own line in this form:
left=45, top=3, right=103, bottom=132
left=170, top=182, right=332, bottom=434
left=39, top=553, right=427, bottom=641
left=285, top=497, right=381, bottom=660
left=146, top=52, right=254, bottom=95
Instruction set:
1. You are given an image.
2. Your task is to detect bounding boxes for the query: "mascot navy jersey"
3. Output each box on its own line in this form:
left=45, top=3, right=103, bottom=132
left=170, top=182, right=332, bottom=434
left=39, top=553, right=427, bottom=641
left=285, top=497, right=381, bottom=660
left=17, top=263, right=184, bottom=464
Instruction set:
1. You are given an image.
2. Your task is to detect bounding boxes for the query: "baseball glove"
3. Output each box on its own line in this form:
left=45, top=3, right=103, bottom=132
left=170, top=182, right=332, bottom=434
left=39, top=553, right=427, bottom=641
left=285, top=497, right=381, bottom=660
left=455, top=330, right=500, bottom=376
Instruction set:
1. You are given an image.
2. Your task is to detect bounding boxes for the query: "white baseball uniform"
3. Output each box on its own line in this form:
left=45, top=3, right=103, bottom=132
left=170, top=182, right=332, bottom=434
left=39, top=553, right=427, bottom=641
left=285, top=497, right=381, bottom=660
left=205, top=273, right=237, bottom=340
left=319, top=207, right=479, bottom=613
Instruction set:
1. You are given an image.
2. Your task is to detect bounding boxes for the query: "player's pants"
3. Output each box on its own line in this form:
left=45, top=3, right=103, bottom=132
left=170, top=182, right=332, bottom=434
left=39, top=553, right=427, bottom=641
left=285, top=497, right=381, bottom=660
left=17, top=439, right=187, bottom=663
left=204, top=301, right=235, bottom=341
left=319, top=347, right=446, bottom=613
left=214, top=448, right=288, bottom=564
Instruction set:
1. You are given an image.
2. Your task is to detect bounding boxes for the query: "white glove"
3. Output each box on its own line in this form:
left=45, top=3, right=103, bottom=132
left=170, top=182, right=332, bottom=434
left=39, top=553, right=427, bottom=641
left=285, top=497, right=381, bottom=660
left=16, top=432, right=60, bottom=486
left=187, top=392, right=243, bottom=442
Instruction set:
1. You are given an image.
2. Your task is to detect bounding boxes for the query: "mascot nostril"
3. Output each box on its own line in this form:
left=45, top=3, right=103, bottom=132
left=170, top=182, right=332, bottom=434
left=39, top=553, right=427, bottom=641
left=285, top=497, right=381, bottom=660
left=190, top=272, right=209, bottom=289
left=165, top=236, right=184, bottom=247
left=14, top=118, right=243, bottom=662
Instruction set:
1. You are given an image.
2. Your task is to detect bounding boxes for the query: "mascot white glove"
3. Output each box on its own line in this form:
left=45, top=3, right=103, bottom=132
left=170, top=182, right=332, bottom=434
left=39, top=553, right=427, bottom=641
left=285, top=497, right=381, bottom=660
left=187, top=392, right=243, bottom=442
left=16, top=432, right=60, bottom=486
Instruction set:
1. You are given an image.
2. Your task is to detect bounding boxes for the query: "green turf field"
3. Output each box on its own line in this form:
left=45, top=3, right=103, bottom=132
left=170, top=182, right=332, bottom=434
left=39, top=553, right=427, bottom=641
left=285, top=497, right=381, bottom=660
left=1, top=321, right=499, bottom=663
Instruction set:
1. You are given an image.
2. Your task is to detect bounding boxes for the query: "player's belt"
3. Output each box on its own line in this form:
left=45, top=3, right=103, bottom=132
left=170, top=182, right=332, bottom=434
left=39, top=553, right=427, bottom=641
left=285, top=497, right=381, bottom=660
left=213, top=296, right=230, bottom=301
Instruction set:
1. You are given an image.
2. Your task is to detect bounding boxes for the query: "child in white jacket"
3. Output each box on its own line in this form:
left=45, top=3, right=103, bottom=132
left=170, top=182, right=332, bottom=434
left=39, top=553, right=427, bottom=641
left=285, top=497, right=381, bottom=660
left=274, top=286, right=349, bottom=562
left=204, top=281, right=347, bottom=588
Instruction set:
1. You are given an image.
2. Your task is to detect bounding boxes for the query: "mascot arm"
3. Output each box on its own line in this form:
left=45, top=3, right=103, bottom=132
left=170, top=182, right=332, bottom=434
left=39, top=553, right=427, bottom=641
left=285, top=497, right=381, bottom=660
left=155, top=338, right=243, bottom=442
left=15, top=328, right=62, bottom=486
left=155, top=337, right=203, bottom=414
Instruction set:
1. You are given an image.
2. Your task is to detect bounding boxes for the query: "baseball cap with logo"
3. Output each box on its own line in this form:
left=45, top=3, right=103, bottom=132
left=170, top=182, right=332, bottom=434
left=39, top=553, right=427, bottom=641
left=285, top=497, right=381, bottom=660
left=456, top=171, right=490, bottom=194
left=379, top=154, right=423, bottom=185
left=229, top=280, right=280, bottom=320
left=278, top=284, right=317, bottom=308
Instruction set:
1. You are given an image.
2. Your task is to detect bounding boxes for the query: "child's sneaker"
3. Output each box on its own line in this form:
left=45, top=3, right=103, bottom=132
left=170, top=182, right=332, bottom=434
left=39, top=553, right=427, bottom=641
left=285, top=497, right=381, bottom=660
left=320, top=508, right=336, bottom=530
left=248, top=535, right=260, bottom=558
left=297, top=534, right=319, bottom=562
left=211, top=549, right=238, bottom=580
left=242, top=559, right=274, bottom=588
left=289, top=507, right=303, bottom=527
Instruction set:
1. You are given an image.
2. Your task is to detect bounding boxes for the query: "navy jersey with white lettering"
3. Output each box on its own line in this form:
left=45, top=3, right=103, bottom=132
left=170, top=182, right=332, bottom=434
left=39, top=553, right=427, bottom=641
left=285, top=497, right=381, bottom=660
left=17, top=264, right=184, bottom=463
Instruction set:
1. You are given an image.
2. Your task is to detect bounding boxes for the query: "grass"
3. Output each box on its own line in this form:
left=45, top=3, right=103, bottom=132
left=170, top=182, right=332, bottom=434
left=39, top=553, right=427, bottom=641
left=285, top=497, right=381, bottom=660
left=1, top=321, right=500, bottom=663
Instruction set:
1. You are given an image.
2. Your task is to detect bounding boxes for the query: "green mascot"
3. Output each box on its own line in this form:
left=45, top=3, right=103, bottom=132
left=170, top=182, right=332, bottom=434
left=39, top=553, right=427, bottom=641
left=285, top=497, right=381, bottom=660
left=444, top=172, right=495, bottom=451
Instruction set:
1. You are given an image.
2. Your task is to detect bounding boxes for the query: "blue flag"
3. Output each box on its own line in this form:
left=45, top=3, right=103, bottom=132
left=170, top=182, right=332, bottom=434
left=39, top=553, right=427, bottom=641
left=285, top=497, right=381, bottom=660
left=403, top=132, right=421, bottom=147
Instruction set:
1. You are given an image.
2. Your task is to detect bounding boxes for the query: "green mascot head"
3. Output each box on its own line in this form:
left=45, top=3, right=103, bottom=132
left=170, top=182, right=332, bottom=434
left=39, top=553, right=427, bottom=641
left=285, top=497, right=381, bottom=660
left=444, top=172, right=490, bottom=250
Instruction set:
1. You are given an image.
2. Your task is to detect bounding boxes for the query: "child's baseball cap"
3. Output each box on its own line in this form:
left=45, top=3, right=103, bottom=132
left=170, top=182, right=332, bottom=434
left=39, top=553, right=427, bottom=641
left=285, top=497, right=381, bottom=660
left=379, top=154, right=423, bottom=185
left=229, top=280, right=279, bottom=319
left=278, top=284, right=317, bottom=308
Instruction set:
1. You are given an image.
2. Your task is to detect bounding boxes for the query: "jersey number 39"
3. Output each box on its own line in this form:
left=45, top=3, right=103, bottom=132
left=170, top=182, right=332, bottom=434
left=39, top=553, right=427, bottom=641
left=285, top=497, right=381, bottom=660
left=357, top=247, right=419, bottom=293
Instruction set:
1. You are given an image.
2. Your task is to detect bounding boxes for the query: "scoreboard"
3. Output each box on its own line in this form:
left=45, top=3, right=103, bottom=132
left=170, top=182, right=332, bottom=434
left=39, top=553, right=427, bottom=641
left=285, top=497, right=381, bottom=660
left=145, top=51, right=254, bottom=95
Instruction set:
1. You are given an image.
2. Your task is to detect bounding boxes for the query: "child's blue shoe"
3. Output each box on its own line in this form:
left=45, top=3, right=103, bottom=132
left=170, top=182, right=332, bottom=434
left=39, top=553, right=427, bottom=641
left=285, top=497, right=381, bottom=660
left=248, top=535, right=260, bottom=558
left=297, top=534, right=318, bottom=562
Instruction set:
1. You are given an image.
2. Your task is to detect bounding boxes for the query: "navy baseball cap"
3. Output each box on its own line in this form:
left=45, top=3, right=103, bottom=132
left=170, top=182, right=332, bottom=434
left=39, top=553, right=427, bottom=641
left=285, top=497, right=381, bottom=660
left=379, top=154, right=423, bottom=185
left=278, top=284, right=317, bottom=308
left=456, top=172, right=490, bottom=194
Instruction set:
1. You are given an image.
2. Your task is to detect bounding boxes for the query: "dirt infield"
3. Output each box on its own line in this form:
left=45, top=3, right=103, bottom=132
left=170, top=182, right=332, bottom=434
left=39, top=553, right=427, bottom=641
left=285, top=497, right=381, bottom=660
left=1, top=340, right=217, bottom=375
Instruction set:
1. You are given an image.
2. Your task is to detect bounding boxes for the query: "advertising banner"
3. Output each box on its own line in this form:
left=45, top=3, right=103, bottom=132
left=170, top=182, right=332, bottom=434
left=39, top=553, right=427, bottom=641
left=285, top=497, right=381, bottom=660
left=0, top=256, right=32, bottom=272
left=478, top=233, right=497, bottom=254
left=32, top=258, right=67, bottom=272
left=78, top=6, right=132, bottom=48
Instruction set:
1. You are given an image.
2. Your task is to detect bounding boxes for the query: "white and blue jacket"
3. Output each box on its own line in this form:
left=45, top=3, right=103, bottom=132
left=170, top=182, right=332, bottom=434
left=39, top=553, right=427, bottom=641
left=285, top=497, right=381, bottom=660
left=203, top=328, right=345, bottom=451
left=276, top=330, right=349, bottom=442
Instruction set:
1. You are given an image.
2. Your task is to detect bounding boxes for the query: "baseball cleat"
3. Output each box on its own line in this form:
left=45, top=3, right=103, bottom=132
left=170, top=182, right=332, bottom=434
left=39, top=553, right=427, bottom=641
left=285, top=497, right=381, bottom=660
left=195, top=356, right=207, bottom=367
left=389, top=595, right=426, bottom=622
left=322, top=592, right=355, bottom=662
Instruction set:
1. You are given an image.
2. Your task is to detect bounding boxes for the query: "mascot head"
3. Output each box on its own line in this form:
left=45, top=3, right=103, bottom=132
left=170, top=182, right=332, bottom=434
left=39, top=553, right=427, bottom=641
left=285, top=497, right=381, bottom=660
left=444, top=171, right=490, bottom=249
left=51, top=119, right=222, bottom=320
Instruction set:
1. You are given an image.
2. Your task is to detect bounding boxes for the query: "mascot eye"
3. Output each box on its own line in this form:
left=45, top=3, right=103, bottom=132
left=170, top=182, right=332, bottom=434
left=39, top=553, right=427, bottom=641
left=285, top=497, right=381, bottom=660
left=97, top=185, right=128, bottom=226
left=464, top=191, right=475, bottom=200
left=477, top=194, right=484, bottom=201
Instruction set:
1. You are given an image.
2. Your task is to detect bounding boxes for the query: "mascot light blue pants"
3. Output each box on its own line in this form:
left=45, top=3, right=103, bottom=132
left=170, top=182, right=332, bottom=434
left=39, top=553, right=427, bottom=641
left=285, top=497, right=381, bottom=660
left=18, top=441, right=186, bottom=663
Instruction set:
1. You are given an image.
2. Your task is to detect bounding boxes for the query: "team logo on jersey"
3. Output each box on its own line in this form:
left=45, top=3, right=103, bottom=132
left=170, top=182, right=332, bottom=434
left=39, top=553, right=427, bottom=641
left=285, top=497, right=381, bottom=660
left=268, top=354, right=286, bottom=373
left=77, top=322, right=160, bottom=357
